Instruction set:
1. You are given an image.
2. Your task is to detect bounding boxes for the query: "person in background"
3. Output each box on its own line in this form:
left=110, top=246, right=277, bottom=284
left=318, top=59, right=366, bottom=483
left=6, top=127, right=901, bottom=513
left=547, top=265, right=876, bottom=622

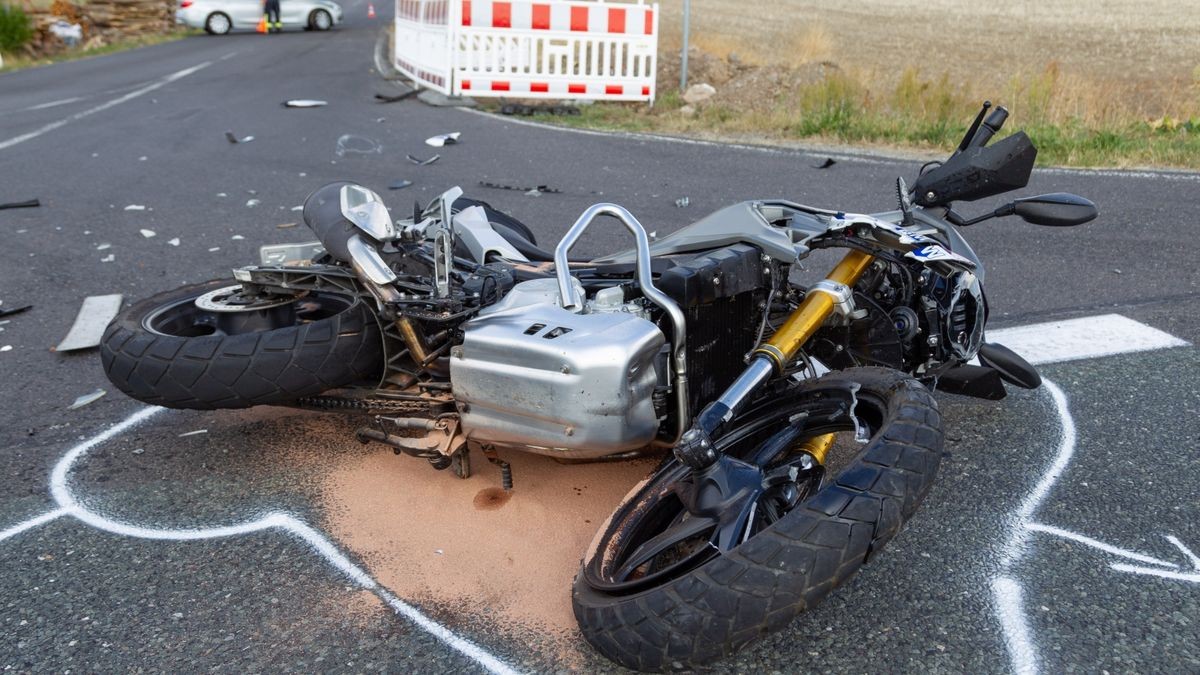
left=264, top=0, right=282, bottom=32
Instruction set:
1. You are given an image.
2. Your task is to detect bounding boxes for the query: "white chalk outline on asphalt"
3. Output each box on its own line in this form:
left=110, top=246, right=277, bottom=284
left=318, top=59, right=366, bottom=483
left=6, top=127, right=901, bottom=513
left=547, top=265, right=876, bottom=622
left=0, top=61, right=214, bottom=152
left=990, top=318, right=1193, bottom=675
left=3, top=406, right=520, bottom=675
left=0, top=312, right=1189, bottom=673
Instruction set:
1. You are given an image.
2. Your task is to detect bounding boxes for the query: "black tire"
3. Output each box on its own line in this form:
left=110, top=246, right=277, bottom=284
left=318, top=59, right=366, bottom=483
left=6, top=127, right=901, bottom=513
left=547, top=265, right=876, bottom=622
left=310, top=9, right=333, bottom=31
left=573, top=367, right=943, bottom=671
left=101, top=280, right=383, bottom=410
left=204, top=12, right=231, bottom=35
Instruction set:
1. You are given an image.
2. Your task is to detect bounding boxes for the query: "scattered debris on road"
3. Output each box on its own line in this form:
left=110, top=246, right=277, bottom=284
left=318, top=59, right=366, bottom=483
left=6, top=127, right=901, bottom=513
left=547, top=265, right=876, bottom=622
left=178, top=429, right=208, bottom=437
left=167, top=237, right=180, bottom=246
left=224, top=131, right=255, bottom=144
left=208, top=247, right=221, bottom=252
left=96, top=243, right=111, bottom=251
left=375, top=90, right=417, bottom=104
left=277, top=222, right=298, bottom=229
left=0, top=199, right=40, bottom=210
left=407, top=153, right=440, bottom=165
left=0, top=345, right=11, bottom=352
left=335, top=134, right=383, bottom=157
left=55, top=294, right=122, bottom=352
left=246, top=199, right=261, bottom=207
left=499, top=103, right=580, bottom=116
left=68, top=389, right=106, bottom=410
left=124, top=204, right=146, bottom=211
left=231, top=234, right=245, bottom=240
left=479, top=181, right=561, bottom=194
left=282, top=100, right=327, bottom=108
left=139, top=229, right=156, bottom=238
left=0, top=304, right=32, bottom=319
left=674, top=196, right=691, bottom=208
left=813, top=158, right=837, bottom=169
left=425, top=132, right=461, bottom=147
left=388, top=180, right=413, bottom=190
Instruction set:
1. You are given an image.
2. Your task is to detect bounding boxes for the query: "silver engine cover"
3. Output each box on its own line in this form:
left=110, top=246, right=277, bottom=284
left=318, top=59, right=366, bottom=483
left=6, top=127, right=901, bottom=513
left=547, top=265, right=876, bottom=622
left=450, top=280, right=665, bottom=458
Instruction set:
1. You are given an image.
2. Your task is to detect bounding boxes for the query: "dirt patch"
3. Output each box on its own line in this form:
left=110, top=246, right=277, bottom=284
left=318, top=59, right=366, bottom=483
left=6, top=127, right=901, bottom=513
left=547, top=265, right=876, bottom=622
left=320, top=447, right=658, bottom=648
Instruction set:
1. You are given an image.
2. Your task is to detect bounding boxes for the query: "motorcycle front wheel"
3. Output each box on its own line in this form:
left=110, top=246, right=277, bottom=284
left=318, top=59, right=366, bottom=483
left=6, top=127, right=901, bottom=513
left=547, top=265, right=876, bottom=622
left=101, top=280, right=383, bottom=410
left=573, top=367, right=943, bottom=671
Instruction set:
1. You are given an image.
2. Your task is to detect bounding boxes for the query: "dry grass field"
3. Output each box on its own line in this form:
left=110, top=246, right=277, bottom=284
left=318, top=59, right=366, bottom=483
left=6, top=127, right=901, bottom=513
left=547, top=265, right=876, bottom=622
left=544, top=0, right=1200, bottom=168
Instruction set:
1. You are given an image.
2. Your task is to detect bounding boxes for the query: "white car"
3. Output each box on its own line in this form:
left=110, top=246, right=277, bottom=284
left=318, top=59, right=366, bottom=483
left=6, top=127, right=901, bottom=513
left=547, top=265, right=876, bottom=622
left=176, top=0, right=343, bottom=34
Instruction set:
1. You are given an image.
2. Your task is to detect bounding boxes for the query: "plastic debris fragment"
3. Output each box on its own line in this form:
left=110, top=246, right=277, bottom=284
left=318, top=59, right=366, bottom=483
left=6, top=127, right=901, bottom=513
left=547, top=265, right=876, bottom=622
left=277, top=222, right=298, bottom=229
left=139, top=229, right=156, bottom=238
left=178, top=429, right=208, bottom=437
left=479, top=181, right=560, bottom=194
left=69, top=389, right=106, bottom=410
left=0, top=345, right=11, bottom=352
left=224, top=131, right=255, bottom=144
left=55, top=294, right=122, bottom=352
left=813, top=158, right=837, bottom=169
left=124, top=204, right=146, bottom=211
left=388, top=180, right=413, bottom=190
left=246, top=199, right=261, bottom=207
left=100, top=254, right=115, bottom=262
left=424, top=132, right=461, bottom=147
left=96, top=243, right=111, bottom=251
left=208, top=247, right=221, bottom=252
left=335, top=134, right=382, bottom=157
left=674, top=196, right=691, bottom=208
left=0, top=199, right=39, bottom=210
left=167, top=238, right=180, bottom=246
left=231, top=234, right=245, bottom=240
left=406, top=153, right=440, bottom=165
left=375, top=90, right=417, bottom=103
left=0, top=304, right=31, bottom=318
left=283, top=100, right=327, bottom=108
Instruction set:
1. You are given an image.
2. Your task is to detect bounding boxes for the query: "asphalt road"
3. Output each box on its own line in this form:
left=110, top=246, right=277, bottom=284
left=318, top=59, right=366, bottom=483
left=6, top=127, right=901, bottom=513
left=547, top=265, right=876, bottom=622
left=1, top=9, right=1197, bottom=673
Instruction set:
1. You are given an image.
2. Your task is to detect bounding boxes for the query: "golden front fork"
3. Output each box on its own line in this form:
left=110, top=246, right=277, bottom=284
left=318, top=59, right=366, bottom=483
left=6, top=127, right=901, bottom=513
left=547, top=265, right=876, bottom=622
left=759, top=250, right=874, bottom=466
left=676, top=249, right=875, bottom=469
left=753, top=249, right=875, bottom=371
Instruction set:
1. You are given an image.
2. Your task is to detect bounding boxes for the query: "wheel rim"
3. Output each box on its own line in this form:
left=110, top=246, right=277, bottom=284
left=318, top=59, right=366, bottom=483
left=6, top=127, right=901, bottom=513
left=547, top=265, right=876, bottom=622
left=586, top=385, right=888, bottom=594
left=314, top=10, right=330, bottom=29
left=143, top=287, right=352, bottom=338
left=209, top=14, right=229, bottom=33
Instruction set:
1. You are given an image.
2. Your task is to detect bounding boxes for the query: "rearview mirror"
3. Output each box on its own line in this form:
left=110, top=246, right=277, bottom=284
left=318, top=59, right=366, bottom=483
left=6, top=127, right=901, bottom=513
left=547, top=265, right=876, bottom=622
left=1004, top=193, right=1098, bottom=227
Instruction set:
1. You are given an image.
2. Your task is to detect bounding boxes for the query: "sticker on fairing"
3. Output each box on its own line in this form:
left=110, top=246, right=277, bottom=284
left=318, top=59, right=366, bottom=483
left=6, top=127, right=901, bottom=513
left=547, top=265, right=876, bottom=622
left=830, top=214, right=929, bottom=245
left=905, top=244, right=975, bottom=267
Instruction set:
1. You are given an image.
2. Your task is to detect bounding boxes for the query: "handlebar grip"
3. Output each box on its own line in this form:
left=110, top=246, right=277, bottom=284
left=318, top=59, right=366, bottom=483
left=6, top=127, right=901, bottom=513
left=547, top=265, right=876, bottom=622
left=969, top=106, right=1009, bottom=148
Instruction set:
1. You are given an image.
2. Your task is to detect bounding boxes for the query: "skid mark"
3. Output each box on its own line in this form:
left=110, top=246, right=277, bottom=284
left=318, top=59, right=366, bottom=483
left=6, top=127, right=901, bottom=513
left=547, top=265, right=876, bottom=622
left=1, top=406, right=521, bottom=675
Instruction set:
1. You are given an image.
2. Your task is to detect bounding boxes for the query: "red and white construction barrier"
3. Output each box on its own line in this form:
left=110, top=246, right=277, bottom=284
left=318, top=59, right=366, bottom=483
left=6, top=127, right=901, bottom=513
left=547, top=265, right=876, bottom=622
left=394, top=0, right=659, bottom=102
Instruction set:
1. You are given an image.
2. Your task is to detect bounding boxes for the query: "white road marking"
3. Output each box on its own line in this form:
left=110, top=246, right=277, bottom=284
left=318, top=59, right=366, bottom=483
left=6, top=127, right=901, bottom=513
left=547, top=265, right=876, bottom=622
left=22, top=97, right=84, bottom=112
left=0, top=62, right=213, bottom=152
left=986, top=314, right=1189, bottom=365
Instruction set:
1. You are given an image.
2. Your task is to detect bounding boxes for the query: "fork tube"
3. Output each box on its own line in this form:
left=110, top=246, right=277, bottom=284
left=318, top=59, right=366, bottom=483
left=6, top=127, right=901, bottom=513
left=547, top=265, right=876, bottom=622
left=674, top=249, right=876, bottom=469
left=753, top=249, right=875, bottom=371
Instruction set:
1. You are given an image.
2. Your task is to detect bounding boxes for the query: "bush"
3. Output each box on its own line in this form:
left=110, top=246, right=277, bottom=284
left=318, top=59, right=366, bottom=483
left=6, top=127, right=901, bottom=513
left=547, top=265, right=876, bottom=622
left=0, top=4, right=33, bottom=53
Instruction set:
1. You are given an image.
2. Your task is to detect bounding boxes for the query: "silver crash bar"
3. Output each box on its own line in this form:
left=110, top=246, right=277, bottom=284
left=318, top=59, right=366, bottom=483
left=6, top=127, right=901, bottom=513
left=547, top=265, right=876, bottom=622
left=554, top=203, right=689, bottom=444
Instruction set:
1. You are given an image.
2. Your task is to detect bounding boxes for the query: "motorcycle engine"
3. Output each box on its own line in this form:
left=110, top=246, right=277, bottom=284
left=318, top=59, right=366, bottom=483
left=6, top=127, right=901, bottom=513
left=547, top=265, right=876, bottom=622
left=449, top=278, right=666, bottom=458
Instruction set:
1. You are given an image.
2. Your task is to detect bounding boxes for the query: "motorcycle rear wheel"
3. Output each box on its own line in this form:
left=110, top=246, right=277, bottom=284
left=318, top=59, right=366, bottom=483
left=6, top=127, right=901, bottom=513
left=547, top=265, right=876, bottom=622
left=573, top=367, right=942, bottom=671
left=101, top=280, right=383, bottom=410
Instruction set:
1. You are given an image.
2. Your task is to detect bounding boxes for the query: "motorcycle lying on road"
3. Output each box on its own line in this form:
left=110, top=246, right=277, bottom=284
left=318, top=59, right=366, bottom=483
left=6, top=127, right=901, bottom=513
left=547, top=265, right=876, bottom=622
left=102, top=104, right=1095, bottom=670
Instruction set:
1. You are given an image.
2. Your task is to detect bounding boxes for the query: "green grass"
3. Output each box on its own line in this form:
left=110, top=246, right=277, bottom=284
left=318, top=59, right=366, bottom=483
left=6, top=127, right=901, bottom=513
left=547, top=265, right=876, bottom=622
left=508, top=68, right=1200, bottom=170
left=1, top=30, right=195, bottom=73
